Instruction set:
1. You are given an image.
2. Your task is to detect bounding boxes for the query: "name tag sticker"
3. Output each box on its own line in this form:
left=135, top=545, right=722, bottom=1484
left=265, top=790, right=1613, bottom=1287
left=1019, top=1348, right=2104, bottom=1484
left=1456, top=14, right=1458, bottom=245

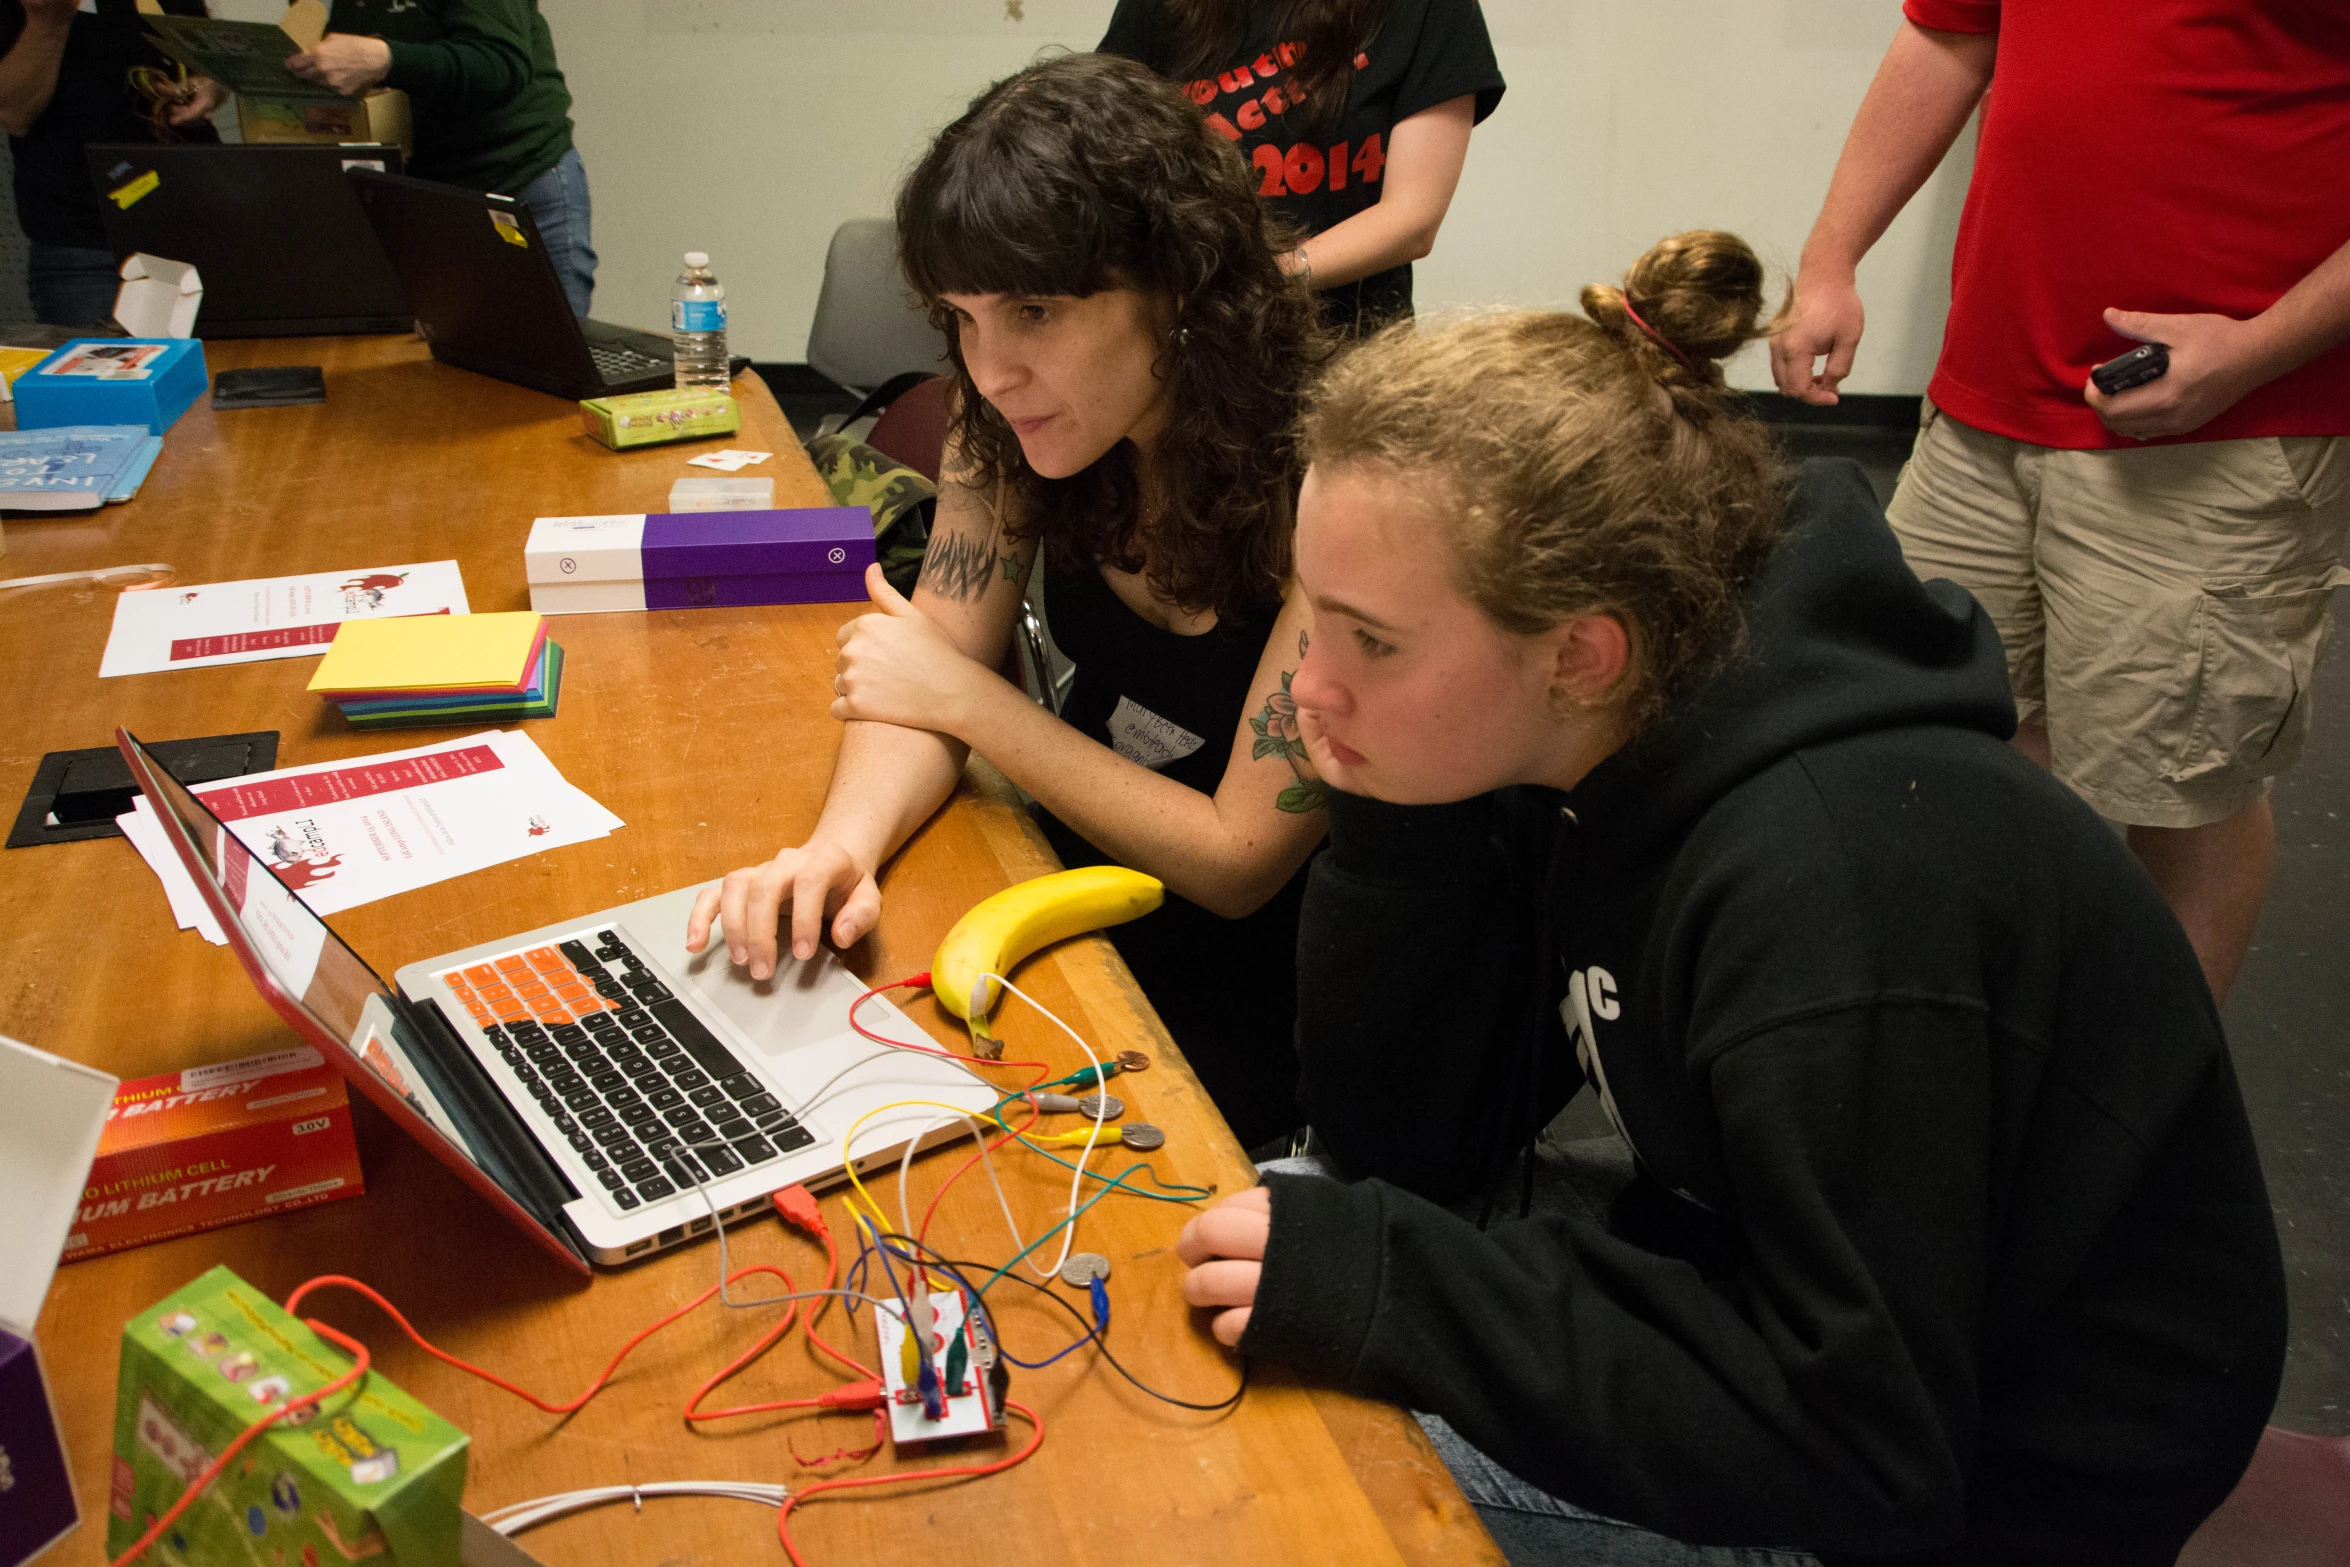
left=1107, top=695, right=1206, bottom=771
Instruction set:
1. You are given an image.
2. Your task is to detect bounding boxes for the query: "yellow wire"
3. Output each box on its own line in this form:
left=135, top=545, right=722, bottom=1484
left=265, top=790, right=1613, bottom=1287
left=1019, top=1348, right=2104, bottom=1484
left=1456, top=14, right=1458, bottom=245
left=838, top=1097, right=1013, bottom=1239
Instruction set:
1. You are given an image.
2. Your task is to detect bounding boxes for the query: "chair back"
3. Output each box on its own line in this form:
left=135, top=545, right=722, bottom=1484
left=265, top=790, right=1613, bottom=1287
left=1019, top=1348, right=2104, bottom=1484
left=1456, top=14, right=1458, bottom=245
left=2179, top=1426, right=2350, bottom=1567
left=866, top=375, right=952, bottom=485
left=805, top=219, right=948, bottom=395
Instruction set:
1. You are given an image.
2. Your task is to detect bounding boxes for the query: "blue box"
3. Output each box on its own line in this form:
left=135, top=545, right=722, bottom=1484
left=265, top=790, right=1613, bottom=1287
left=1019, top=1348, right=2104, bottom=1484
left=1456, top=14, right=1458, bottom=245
left=14, top=339, right=207, bottom=436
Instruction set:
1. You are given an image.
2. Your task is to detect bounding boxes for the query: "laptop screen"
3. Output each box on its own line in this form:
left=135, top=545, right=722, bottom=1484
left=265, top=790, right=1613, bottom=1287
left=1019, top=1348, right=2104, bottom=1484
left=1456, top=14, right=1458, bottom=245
left=127, top=733, right=488, bottom=1172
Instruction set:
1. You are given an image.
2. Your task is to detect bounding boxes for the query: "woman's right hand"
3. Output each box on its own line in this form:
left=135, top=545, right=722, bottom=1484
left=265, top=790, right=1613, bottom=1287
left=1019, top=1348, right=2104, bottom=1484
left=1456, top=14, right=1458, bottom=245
left=684, top=840, right=883, bottom=979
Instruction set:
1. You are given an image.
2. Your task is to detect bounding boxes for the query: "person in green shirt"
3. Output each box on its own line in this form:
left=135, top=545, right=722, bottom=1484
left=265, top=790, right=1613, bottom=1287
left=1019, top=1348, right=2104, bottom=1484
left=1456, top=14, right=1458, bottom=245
left=287, top=0, right=593, bottom=316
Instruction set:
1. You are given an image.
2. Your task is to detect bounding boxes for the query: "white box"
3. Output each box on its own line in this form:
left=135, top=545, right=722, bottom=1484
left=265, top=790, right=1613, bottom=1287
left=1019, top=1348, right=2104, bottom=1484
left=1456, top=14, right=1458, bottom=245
left=113, top=253, right=202, bottom=340
left=668, top=476, right=775, bottom=513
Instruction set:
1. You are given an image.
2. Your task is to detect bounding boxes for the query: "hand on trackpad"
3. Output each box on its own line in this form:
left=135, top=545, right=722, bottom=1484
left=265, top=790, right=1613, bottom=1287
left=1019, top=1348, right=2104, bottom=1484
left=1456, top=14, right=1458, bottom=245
left=675, top=922, right=854, bottom=1059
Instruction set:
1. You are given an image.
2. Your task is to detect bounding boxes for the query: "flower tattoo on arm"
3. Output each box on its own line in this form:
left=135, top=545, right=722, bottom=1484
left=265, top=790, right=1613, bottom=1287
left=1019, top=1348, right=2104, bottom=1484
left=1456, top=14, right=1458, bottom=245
left=1251, top=631, right=1326, bottom=814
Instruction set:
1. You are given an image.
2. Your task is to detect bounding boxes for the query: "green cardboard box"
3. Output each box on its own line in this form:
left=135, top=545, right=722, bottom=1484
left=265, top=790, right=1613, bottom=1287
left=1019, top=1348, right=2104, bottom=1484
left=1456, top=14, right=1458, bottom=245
left=577, top=387, right=739, bottom=449
left=108, top=1266, right=467, bottom=1567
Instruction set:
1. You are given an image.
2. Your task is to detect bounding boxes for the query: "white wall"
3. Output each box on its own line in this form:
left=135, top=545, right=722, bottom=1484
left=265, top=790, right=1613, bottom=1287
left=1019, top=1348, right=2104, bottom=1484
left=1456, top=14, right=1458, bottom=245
left=234, top=0, right=1974, bottom=393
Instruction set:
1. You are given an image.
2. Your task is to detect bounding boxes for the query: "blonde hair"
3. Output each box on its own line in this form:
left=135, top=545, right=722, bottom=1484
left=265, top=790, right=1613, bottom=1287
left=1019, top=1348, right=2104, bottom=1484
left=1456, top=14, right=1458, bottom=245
left=1303, top=230, right=1789, bottom=733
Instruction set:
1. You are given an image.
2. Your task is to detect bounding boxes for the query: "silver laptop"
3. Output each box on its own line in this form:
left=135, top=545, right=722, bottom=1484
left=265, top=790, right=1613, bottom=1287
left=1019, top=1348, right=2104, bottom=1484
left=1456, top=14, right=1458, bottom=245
left=118, top=728, right=996, bottom=1272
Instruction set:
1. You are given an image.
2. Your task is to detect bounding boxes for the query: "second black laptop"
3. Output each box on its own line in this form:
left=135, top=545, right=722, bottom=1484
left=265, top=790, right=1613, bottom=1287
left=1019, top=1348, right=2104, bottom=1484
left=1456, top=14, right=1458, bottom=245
left=87, top=143, right=411, bottom=338
left=345, top=168, right=697, bottom=400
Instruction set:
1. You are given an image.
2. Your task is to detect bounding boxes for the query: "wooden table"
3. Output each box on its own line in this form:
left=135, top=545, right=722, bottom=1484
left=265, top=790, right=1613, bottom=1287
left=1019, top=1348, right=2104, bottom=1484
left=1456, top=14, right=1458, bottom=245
left=3, top=336, right=1499, bottom=1566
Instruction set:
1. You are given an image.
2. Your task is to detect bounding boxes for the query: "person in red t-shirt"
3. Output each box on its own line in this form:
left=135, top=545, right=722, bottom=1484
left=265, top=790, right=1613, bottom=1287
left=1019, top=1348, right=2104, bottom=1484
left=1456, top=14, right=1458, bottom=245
left=1773, top=2, right=2350, bottom=1005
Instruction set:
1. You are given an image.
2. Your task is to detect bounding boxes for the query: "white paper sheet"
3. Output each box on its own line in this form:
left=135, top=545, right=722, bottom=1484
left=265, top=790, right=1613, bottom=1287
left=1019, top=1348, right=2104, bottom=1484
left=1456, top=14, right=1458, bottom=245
left=117, top=730, right=625, bottom=930
left=98, top=560, right=470, bottom=678
left=117, top=795, right=226, bottom=944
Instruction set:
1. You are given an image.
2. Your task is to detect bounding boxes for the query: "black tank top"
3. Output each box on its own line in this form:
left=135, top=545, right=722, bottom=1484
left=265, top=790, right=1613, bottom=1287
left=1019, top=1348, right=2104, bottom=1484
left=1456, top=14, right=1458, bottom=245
left=1032, top=550, right=1306, bottom=1148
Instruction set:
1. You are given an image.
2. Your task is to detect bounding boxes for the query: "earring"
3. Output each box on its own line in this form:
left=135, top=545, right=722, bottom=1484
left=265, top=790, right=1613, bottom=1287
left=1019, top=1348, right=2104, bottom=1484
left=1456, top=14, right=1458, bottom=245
left=1171, top=325, right=1191, bottom=348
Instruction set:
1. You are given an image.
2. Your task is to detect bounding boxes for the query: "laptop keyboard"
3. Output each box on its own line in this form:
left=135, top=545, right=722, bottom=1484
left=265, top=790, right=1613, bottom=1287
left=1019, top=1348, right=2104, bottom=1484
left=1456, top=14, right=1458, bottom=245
left=439, top=929, right=818, bottom=1215
left=588, top=342, right=669, bottom=381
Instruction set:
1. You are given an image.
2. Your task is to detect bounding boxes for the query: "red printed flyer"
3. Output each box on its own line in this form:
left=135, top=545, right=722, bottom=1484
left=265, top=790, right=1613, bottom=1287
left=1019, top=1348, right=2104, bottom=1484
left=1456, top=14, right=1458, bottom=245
left=98, top=560, right=469, bottom=677
left=117, top=730, right=624, bottom=923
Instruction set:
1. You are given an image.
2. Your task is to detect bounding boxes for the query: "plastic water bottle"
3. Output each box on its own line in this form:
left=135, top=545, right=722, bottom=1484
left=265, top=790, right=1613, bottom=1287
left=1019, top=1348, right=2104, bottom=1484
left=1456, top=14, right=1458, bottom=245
left=672, top=251, right=729, bottom=390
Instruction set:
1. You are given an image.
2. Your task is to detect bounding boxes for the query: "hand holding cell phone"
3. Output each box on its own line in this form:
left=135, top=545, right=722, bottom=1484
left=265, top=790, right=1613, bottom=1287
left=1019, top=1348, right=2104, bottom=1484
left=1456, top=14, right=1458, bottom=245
left=2090, top=342, right=2170, bottom=396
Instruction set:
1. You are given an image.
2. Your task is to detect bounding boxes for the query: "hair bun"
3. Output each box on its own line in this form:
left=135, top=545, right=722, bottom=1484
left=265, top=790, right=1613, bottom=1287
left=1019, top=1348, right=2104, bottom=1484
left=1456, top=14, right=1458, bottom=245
left=1579, top=230, right=1767, bottom=384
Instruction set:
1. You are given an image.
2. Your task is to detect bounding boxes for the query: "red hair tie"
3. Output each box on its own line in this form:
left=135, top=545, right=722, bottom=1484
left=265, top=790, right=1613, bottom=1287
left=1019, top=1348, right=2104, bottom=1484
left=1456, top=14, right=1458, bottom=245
left=1619, top=297, right=1696, bottom=371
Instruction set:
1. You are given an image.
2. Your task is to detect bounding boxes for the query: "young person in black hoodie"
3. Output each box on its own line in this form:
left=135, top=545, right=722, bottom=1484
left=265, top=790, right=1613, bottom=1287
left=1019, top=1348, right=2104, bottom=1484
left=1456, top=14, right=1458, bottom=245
left=1176, top=232, right=2289, bottom=1564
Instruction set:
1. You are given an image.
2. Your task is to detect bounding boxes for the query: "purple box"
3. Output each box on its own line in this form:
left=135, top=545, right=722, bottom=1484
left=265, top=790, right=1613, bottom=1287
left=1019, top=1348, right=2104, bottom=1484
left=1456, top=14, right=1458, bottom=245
left=0, top=1330, right=76, bottom=1566
left=525, top=507, right=878, bottom=615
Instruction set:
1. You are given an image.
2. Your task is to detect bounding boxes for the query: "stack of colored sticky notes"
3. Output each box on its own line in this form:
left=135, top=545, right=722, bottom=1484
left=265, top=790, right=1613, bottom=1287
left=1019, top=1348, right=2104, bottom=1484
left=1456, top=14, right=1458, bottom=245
left=307, top=610, right=565, bottom=728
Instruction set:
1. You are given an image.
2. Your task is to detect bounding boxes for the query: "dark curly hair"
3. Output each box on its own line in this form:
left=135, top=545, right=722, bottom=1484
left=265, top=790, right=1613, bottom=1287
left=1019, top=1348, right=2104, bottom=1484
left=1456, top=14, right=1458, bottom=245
left=897, top=51, right=1326, bottom=624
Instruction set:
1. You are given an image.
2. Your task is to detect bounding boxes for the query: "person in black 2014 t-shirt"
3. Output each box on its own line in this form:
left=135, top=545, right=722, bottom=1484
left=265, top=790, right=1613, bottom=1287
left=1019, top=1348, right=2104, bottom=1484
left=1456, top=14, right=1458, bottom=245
left=1101, top=0, right=1503, bottom=333
left=0, top=0, right=224, bottom=326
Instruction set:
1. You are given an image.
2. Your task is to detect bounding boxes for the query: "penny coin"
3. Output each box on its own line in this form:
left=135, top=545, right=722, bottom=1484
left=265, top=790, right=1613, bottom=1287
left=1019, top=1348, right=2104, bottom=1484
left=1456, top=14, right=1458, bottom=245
left=1059, top=1252, right=1112, bottom=1287
left=1075, top=1092, right=1123, bottom=1121
left=1118, top=1122, right=1165, bottom=1151
left=1116, top=1050, right=1151, bottom=1072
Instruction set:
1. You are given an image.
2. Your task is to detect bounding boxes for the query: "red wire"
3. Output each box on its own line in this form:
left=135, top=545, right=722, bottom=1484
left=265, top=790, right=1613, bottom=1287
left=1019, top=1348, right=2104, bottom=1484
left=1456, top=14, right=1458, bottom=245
left=847, top=975, right=1054, bottom=1091
left=917, top=1096, right=1041, bottom=1261
left=774, top=1399, right=1046, bottom=1567
left=284, top=1270, right=801, bottom=1416
left=687, top=1206, right=869, bottom=1421
left=109, top=1320, right=372, bottom=1567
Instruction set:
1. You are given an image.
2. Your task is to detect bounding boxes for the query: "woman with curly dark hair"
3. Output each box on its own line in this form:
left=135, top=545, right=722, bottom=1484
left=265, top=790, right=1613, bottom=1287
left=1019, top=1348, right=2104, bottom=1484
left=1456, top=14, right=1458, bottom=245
left=688, top=51, right=1329, bottom=1146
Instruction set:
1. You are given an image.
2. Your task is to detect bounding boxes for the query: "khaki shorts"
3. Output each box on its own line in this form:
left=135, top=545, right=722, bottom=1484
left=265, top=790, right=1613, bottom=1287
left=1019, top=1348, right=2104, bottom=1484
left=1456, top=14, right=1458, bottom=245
left=1888, top=399, right=2350, bottom=828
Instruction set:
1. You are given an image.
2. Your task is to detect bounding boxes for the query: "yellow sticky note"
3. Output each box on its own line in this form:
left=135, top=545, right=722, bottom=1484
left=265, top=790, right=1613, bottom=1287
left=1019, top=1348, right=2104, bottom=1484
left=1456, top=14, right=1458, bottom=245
left=109, top=169, right=160, bottom=210
left=489, top=210, right=527, bottom=249
left=309, top=612, right=544, bottom=695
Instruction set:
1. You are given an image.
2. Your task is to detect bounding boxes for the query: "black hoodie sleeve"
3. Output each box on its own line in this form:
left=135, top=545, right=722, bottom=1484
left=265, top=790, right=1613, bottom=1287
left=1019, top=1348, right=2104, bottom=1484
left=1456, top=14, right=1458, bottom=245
left=1291, top=788, right=1563, bottom=1201
left=1246, top=994, right=1993, bottom=1553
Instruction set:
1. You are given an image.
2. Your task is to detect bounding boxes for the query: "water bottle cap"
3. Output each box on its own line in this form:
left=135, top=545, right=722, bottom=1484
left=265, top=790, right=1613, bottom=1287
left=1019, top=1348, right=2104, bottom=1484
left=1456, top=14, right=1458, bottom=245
left=682, top=251, right=710, bottom=268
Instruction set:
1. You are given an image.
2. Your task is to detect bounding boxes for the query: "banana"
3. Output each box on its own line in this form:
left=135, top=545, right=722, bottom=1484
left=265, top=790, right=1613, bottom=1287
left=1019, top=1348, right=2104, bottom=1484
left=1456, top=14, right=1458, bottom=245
left=931, top=867, right=1163, bottom=1055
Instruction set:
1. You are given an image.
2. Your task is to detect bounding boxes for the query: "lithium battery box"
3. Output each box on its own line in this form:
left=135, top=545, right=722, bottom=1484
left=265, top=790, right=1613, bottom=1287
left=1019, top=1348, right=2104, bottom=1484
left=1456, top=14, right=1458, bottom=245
left=109, top=1265, right=467, bottom=1567
left=66, top=1046, right=363, bottom=1263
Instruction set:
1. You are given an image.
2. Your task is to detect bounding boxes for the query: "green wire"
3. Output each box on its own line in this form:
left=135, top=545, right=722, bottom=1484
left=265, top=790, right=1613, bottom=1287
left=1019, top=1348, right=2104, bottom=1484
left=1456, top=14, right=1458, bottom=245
left=987, top=1100, right=1213, bottom=1205
left=972, top=1161, right=1170, bottom=1299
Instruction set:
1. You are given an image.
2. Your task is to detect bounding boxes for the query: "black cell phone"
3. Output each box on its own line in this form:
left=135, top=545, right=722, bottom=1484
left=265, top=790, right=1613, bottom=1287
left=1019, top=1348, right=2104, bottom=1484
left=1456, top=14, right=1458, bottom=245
left=2090, top=342, right=2169, bottom=396
left=211, top=366, right=326, bottom=409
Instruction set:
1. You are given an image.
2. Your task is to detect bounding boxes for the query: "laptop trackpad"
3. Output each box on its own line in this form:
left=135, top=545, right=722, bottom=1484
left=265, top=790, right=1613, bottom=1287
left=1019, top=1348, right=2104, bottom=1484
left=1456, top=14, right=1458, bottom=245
left=668, top=936, right=861, bottom=1059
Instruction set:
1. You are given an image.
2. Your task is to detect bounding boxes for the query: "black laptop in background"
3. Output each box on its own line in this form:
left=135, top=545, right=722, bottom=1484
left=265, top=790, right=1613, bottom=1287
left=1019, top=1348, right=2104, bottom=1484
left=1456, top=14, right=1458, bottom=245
left=347, top=168, right=723, bottom=400
left=87, top=143, right=411, bottom=337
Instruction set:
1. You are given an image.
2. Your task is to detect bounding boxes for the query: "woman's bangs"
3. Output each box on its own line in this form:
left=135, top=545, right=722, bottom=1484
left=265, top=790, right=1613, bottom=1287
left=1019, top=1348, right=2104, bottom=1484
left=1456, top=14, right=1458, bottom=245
left=902, top=138, right=1118, bottom=303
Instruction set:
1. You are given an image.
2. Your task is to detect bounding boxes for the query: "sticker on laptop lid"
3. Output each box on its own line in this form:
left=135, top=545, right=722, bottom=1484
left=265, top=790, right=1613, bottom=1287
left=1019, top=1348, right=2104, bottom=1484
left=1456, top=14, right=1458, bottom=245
left=490, top=209, right=527, bottom=248
left=109, top=168, right=160, bottom=209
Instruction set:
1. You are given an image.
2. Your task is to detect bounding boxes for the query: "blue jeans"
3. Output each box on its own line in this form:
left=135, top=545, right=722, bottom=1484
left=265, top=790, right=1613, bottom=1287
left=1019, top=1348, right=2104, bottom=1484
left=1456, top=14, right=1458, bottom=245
left=1255, top=1152, right=1821, bottom=1567
left=28, top=243, right=123, bottom=327
left=1418, top=1413, right=1817, bottom=1567
left=514, top=147, right=596, bottom=318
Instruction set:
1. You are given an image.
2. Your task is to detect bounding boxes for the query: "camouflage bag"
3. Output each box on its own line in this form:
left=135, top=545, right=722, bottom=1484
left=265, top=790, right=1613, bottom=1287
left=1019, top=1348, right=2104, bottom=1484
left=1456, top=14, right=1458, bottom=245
left=807, top=433, right=935, bottom=596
